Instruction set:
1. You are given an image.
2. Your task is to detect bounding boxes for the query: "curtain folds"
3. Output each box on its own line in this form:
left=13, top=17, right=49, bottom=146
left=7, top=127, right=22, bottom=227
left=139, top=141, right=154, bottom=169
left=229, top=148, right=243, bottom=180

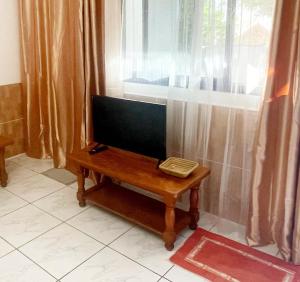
left=166, top=98, right=257, bottom=224
left=19, top=0, right=105, bottom=167
left=247, top=0, right=300, bottom=264
left=103, top=0, right=275, bottom=224
left=104, top=0, right=123, bottom=97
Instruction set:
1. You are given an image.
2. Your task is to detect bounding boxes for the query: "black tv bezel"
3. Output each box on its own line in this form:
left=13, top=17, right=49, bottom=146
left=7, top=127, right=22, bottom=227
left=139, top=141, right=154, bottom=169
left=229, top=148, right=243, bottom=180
left=91, top=95, right=167, bottom=161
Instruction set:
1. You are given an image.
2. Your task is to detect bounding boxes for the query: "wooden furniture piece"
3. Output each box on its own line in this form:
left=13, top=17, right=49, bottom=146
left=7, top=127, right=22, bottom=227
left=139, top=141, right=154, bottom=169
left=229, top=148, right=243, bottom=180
left=68, top=146, right=210, bottom=250
left=0, top=136, right=14, bottom=187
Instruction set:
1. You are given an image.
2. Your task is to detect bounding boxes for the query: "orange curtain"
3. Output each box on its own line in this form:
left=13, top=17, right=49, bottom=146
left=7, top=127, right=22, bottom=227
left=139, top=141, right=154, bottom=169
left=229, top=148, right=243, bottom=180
left=247, top=0, right=300, bottom=263
left=19, top=0, right=105, bottom=167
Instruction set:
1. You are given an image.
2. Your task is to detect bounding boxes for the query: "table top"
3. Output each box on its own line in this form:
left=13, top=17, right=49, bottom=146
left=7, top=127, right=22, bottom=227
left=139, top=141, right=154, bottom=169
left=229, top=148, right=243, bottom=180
left=68, top=146, right=210, bottom=197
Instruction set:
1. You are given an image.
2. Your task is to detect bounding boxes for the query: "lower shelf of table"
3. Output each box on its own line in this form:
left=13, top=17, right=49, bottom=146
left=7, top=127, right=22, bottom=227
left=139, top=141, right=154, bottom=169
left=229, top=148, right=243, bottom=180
left=83, top=182, right=191, bottom=235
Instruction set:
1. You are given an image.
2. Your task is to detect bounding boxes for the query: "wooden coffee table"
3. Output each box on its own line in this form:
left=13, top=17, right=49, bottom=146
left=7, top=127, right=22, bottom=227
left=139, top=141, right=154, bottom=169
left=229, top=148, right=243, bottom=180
left=68, top=146, right=210, bottom=250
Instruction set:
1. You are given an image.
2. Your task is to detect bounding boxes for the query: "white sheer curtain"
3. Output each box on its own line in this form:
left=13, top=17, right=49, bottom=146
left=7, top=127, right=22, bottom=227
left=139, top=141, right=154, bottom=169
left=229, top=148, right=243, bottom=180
left=105, top=0, right=275, bottom=224
left=104, top=0, right=123, bottom=97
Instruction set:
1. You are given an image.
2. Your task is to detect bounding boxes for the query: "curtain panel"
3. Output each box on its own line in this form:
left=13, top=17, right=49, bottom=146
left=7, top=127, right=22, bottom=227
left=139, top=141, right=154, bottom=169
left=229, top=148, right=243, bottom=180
left=247, top=0, right=300, bottom=264
left=19, top=0, right=105, bottom=167
left=106, top=0, right=274, bottom=225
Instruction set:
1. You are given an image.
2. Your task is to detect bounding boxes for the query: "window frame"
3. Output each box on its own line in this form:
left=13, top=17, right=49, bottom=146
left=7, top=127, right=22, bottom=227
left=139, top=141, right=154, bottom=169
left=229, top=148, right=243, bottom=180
left=124, top=82, right=260, bottom=111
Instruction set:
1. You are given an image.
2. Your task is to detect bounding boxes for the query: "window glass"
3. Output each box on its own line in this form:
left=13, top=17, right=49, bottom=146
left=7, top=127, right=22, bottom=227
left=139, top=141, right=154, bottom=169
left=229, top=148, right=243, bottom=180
left=122, top=0, right=275, bottom=95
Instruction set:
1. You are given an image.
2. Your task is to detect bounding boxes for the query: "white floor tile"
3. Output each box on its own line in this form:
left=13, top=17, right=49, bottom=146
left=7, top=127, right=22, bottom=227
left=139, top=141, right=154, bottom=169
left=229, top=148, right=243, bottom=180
left=210, top=217, right=246, bottom=244
left=0, top=189, right=27, bottom=217
left=159, top=278, right=171, bottom=282
left=110, top=226, right=185, bottom=276
left=0, top=251, right=55, bottom=282
left=5, top=161, right=37, bottom=186
left=0, top=238, right=14, bottom=258
left=61, top=247, right=159, bottom=282
left=69, top=178, right=95, bottom=190
left=12, top=155, right=54, bottom=173
left=20, top=224, right=104, bottom=279
left=253, top=244, right=279, bottom=257
left=277, top=251, right=285, bottom=260
left=0, top=205, right=60, bottom=247
left=67, top=206, right=133, bottom=244
left=181, top=211, right=218, bottom=238
left=34, top=187, right=88, bottom=221
left=2, top=155, right=272, bottom=281
left=165, top=265, right=209, bottom=282
left=6, top=174, right=65, bottom=203
left=198, top=211, right=219, bottom=229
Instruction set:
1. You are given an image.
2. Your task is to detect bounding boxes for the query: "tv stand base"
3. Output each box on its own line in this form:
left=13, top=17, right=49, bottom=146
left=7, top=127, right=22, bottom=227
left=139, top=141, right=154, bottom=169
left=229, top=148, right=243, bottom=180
left=69, top=146, right=210, bottom=250
left=77, top=175, right=196, bottom=250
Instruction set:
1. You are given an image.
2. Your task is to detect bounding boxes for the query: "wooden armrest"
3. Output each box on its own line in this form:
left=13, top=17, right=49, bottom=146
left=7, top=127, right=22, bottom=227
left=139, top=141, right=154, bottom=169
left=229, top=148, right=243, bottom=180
left=0, top=136, right=14, bottom=148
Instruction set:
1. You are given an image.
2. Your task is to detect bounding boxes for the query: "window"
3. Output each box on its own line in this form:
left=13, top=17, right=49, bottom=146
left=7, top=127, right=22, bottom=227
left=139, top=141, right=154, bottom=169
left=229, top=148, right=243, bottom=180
left=122, top=0, right=275, bottom=96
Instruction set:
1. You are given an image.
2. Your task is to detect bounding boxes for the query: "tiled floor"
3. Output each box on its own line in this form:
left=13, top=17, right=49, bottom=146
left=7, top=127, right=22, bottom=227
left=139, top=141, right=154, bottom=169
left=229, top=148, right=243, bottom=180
left=0, top=154, right=281, bottom=282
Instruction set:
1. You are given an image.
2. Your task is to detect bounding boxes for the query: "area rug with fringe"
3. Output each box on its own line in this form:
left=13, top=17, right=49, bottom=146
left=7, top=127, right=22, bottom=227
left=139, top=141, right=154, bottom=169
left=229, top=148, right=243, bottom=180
left=170, top=228, right=300, bottom=282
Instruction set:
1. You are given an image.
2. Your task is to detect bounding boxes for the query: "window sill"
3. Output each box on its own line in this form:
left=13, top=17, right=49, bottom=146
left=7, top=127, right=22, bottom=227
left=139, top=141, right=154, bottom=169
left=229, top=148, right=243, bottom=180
left=124, top=82, right=260, bottom=111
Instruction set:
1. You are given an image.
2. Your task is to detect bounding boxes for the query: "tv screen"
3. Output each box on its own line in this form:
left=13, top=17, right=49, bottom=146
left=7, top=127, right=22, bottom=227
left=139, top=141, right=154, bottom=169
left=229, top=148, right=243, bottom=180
left=92, top=96, right=166, bottom=160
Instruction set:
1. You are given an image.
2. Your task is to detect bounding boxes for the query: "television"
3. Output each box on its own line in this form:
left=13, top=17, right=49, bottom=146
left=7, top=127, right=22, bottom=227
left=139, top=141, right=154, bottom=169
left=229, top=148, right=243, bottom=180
left=92, top=96, right=166, bottom=161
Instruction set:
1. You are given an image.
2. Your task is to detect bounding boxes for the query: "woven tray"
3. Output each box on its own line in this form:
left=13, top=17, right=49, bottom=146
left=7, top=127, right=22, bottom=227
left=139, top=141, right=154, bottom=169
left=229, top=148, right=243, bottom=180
left=159, top=157, right=199, bottom=178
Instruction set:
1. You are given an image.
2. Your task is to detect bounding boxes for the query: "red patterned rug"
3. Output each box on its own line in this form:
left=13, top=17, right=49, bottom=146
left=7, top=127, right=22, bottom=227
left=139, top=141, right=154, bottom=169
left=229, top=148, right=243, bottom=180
left=170, top=228, right=300, bottom=282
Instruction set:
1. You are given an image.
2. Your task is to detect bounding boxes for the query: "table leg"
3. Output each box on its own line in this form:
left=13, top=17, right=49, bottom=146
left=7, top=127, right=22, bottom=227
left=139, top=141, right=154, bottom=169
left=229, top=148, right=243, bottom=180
left=0, top=148, right=8, bottom=187
left=95, top=174, right=112, bottom=187
left=163, top=198, right=176, bottom=251
left=95, top=172, right=102, bottom=186
left=77, top=166, right=86, bottom=207
left=189, top=187, right=200, bottom=230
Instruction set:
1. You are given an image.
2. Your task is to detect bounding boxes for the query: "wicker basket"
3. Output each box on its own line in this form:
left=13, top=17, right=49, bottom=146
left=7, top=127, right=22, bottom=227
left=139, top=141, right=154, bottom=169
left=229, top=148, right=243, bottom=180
left=159, top=157, right=199, bottom=178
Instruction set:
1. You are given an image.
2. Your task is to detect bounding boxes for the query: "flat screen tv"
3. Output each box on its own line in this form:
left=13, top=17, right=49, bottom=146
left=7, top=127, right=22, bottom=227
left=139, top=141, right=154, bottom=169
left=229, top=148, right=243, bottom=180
left=92, top=96, right=166, bottom=160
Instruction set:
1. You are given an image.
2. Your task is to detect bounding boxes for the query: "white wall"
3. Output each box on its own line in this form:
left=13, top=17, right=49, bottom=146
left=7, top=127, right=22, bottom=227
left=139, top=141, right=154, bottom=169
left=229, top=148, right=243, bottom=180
left=0, top=0, right=21, bottom=85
